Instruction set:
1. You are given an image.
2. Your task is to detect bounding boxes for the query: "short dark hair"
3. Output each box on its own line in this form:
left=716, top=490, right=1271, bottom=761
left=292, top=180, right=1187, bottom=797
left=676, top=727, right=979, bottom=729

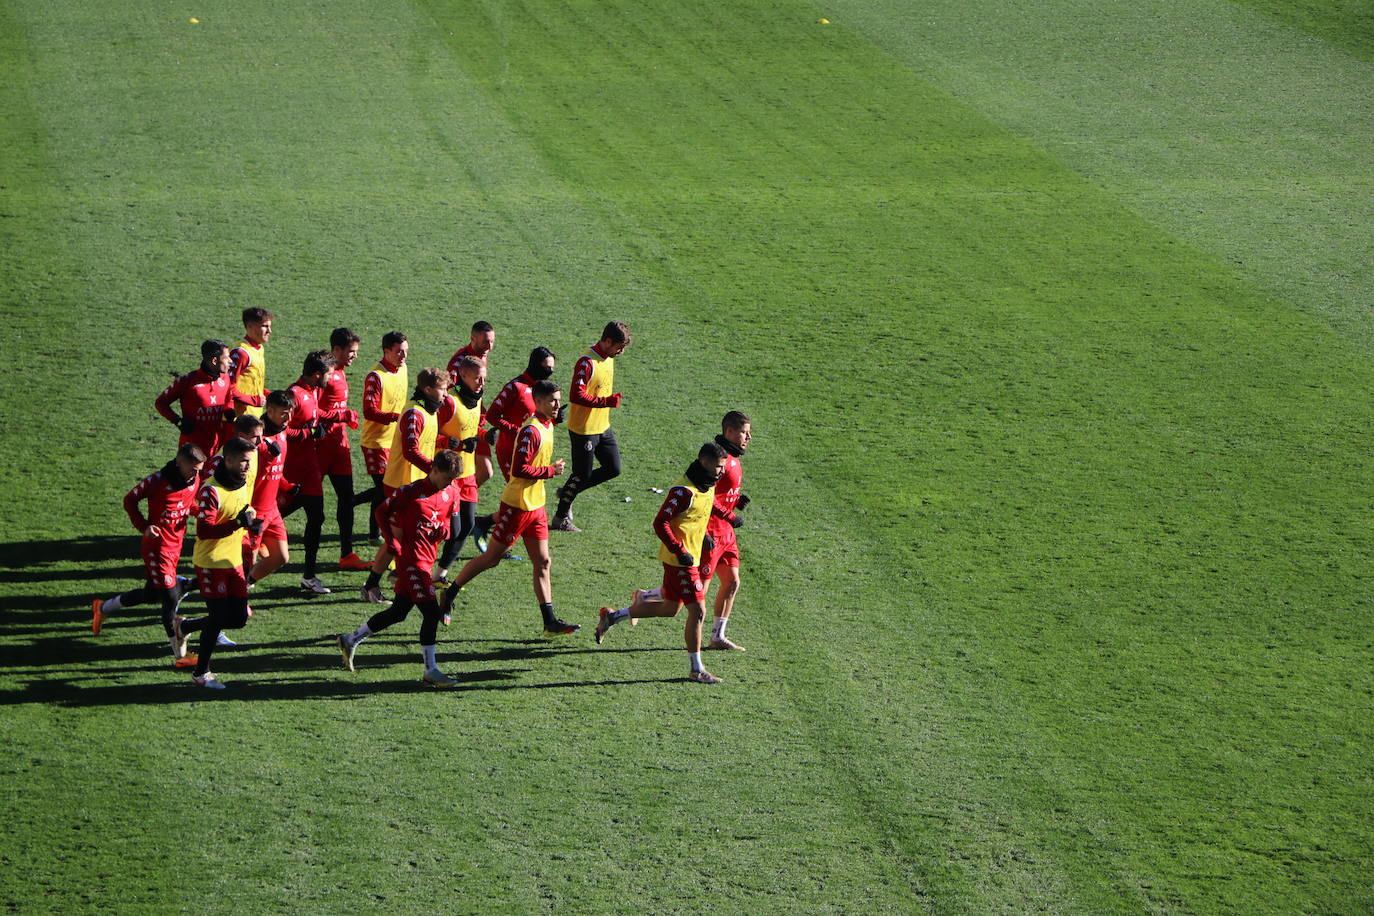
left=266, top=389, right=296, bottom=409
left=722, top=410, right=750, bottom=431
left=234, top=414, right=264, bottom=435
left=222, top=437, right=254, bottom=458
left=302, top=349, right=335, bottom=376
left=601, top=321, right=631, bottom=346
left=698, top=441, right=727, bottom=462
left=471, top=321, right=494, bottom=334
left=532, top=379, right=560, bottom=400
left=382, top=330, right=407, bottom=351
left=177, top=443, right=207, bottom=463
left=432, top=449, right=461, bottom=474
left=201, top=339, right=228, bottom=361
left=330, top=327, right=360, bottom=349
left=242, top=307, right=273, bottom=325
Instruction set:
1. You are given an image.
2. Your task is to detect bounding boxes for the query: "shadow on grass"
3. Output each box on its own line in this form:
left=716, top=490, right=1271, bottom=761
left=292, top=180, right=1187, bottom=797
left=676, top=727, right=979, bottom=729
left=0, top=536, right=139, bottom=569
left=0, top=670, right=683, bottom=706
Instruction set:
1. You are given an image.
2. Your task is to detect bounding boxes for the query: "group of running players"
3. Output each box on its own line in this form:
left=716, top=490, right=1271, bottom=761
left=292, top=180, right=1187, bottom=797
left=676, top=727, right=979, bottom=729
left=91, top=309, right=755, bottom=689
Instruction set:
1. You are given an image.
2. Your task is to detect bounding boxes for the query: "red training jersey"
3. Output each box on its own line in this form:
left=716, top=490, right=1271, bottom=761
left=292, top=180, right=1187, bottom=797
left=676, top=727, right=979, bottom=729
left=154, top=369, right=232, bottom=455
left=708, top=452, right=745, bottom=536
left=124, top=466, right=199, bottom=541
left=377, top=477, right=457, bottom=571
left=487, top=371, right=536, bottom=461
left=318, top=366, right=352, bottom=448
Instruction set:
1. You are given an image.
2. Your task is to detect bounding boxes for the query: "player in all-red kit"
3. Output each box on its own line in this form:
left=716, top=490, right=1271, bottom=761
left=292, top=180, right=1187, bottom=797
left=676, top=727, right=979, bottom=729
left=281, top=350, right=358, bottom=594
left=446, top=320, right=496, bottom=488
left=318, top=327, right=370, bottom=571
left=485, top=346, right=556, bottom=480
left=91, top=443, right=206, bottom=666
left=594, top=442, right=728, bottom=684
left=337, top=449, right=464, bottom=687
left=243, top=389, right=308, bottom=589
left=154, top=339, right=235, bottom=463
left=700, top=411, right=752, bottom=651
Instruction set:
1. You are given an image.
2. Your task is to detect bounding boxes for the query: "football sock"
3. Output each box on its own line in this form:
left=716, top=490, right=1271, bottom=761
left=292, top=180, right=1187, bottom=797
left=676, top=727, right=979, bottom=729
left=539, top=602, right=557, bottom=627
left=713, top=618, right=728, bottom=640
left=348, top=623, right=372, bottom=644
left=688, top=651, right=703, bottom=673
left=421, top=645, right=437, bottom=669
left=610, top=607, right=631, bottom=624
left=103, top=594, right=124, bottom=614
left=364, top=570, right=382, bottom=589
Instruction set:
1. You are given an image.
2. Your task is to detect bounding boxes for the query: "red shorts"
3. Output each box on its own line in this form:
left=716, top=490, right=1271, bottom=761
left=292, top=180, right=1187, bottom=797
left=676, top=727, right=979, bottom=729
left=245, top=510, right=288, bottom=552
left=455, top=475, right=479, bottom=504
left=396, top=562, right=437, bottom=602
left=317, top=437, right=353, bottom=477
left=490, top=503, right=548, bottom=548
left=362, top=446, right=390, bottom=477
left=702, top=523, right=741, bottom=571
left=661, top=563, right=707, bottom=604
left=141, top=532, right=185, bottom=590
left=196, top=565, right=250, bottom=599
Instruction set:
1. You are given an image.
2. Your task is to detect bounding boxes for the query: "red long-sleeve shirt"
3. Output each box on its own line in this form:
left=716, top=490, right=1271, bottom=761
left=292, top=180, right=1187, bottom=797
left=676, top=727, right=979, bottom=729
left=154, top=369, right=232, bottom=453
left=487, top=373, right=535, bottom=439
left=708, top=453, right=744, bottom=532
left=318, top=366, right=353, bottom=447
left=375, top=477, right=455, bottom=570
left=123, top=467, right=198, bottom=537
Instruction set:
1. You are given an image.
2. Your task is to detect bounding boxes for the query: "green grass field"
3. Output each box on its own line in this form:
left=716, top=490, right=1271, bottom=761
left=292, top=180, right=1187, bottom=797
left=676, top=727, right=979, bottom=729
left=2, top=0, right=1370, bottom=912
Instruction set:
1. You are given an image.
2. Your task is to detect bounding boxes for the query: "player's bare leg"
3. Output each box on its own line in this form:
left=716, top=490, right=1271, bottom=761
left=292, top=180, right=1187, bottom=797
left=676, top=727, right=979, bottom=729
left=595, top=592, right=679, bottom=643
left=475, top=453, right=493, bottom=488
left=249, top=538, right=289, bottom=585
left=705, top=562, right=744, bottom=651
left=683, top=599, right=721, bottom=683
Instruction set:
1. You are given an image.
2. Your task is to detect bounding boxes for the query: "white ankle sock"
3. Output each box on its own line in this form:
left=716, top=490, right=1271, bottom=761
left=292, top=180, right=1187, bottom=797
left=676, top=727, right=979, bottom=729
left=713, top=618, right=727, bottom=640
left=103, top=594, right=123, bottom=613
left=350, top=623, right=372, bottom=644
left=611, top=607, right=631, bottom=624
left=688, top=651, right=703, bottom=672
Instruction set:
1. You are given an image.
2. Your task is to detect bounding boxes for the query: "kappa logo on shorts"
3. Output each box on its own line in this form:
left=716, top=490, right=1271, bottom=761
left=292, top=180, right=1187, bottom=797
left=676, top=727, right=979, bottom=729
left=583, top=441, right=594, bottom=451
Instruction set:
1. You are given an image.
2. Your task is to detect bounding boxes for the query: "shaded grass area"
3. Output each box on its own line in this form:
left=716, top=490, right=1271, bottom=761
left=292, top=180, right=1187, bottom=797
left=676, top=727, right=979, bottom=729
left=2, top=0, right=1372, bottom=913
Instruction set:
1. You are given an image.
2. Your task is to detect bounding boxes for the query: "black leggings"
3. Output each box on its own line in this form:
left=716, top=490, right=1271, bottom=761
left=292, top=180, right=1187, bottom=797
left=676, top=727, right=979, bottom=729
left=438, top=501, right=478, bottom=571
left=182, top=596, right=250, bottom=677
left=328, top=473, right=356, bottom=556
left=366, top=596, right=443, bottom=647
left=355, top=473, right=386, bottom=538
left=282, top=493, right=325, bottom=577
left=116, top=581, right=185, bottom=637
left=559, top=428, right=621, bottom=511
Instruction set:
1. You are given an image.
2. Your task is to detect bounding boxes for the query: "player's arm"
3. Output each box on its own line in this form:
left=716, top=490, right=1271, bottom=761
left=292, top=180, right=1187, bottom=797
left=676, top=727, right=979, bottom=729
left=154, top=375, right=189, bottom=426
left=486, top=383, right=521, bottom=436
left=399, top=409, right=434, bottom=473
left=569, top=356, right=622, bottom=408
left=651, top=486, right=695, bottom=564
left=511, top=426, right=559, bottom=480
left=122, top=475, right=154, bottom=533
left=362, top=372, right=399, bottom=425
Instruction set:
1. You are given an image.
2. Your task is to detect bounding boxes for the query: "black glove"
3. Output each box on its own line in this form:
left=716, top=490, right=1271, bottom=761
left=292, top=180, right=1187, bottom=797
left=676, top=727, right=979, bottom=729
left=246, top=517, right=265, bottom=537
left=485, top=427, right=499, bottom=446
left=554, top=404, right=568, bottom=425
left=701, top=534, right=715, bottom=556
left=235, top=508, right=255, bottom=529
left=461, top=437, right=478, bottom=453
left=222, top=408, right=237, bottom=423
left=675, top=551, right=695, bottom=567
left=177, top=417, right=196, bottom=434
left=311, top=422, right=327, bottom=439
left=735, top=493, right=750, bottom=512
left=266, top=440, right=282, bottom=458
left=729, top=514, right=744, bottom=529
